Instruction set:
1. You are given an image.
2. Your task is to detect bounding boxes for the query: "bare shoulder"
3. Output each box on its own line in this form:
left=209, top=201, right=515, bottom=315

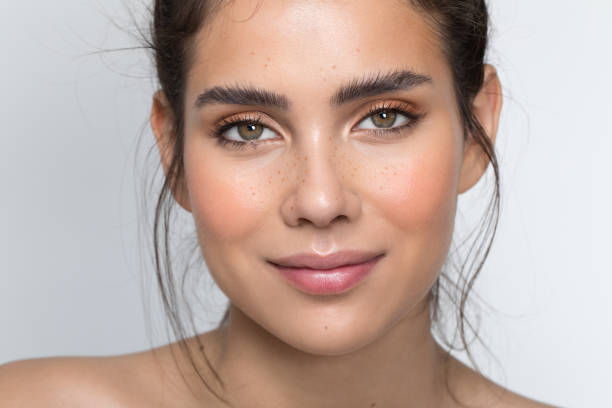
left=0, top=355, right=130, bottom=407
left=445, top=354, right=559, bottom=408
left=0, top=336, right=224, bottom=408
left=0, top=349, right=193, bottom=408
left=479, top=380, right=560, bottom=408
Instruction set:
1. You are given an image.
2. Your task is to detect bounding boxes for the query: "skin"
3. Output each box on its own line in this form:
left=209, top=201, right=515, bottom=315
left=0, top=1, right=555, bottom=407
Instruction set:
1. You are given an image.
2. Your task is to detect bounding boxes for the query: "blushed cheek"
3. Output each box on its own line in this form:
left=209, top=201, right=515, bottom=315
left=372, top=147, right=459, bottom=236
left=184, top=159, right=269, bottom=246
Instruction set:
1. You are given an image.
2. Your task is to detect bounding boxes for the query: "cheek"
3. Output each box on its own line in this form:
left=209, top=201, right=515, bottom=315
left=183, top=149, right=270, bottom=246
left=357, top=129, right=463, bottom=320
left=191, top=176, right=252, bottom=240
left=370, top=141, right=461, bottom=236
left=396, top=154, right=457, bottom=231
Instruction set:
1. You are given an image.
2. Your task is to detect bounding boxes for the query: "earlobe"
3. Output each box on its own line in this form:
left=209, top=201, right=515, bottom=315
left=150, top=91, right=192, bottom=212
left=457, top=65, right=503, bottom=194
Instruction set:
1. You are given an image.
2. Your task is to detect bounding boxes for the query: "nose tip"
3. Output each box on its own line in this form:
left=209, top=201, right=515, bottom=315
left=281, top=154, right=361, bottom=228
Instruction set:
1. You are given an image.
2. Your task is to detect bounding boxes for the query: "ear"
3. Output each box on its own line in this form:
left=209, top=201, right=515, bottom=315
left=150, top=90, right=192, bottom=212
left=457, top=64, right=503, bottom=194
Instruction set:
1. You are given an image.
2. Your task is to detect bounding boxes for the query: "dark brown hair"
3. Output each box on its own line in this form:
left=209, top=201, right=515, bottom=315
left=143, top=0, right=499, bottom=404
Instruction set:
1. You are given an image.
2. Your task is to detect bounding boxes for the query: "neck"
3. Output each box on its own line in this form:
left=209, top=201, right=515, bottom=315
left=202, top=301, right=450, bottom=408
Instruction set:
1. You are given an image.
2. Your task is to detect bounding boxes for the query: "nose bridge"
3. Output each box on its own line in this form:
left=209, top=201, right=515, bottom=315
left=282, top=128, right=359, bottom=228
left=300, top=132, right=340, bottom=196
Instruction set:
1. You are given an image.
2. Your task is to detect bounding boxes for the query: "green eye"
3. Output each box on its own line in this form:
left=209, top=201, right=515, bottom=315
left=237, top=123, right=264, bottom=140
left=214, top=116, right=278, bottom=148
left=371, top=110, right=397, bottom=128
left=356, top=108, right=415, bottom=131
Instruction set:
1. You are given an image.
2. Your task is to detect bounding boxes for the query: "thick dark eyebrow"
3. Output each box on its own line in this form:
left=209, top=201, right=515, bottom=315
left=193, top=69, right=432, bottom=110
left=330, top=69, right=432, bottom=106
left=194, top=84, right=290, bottom=110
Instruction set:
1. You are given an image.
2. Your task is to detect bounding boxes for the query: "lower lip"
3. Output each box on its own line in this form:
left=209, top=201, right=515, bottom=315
left=271, top=255, right=384, bottom=295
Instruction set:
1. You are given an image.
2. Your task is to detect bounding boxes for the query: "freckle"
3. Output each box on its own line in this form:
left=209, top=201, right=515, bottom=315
left=332, top=65, right=336, bottom=70
left=302, top=178, right=305, bottom=183
left=264, top=63, right=268, bottom=68
left=293, top=162, right=296, bottom=167
left=277, top=170, right=281, bottom=174
left=249, top=51, right=255, bottom=55
left=304, top=155, right=308, bottom=161
left=370, top=403, right=376, bottom=408
left=324, top=325, right=328, bottom=330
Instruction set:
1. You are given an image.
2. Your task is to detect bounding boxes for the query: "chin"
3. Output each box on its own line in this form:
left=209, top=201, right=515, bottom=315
left=286, top=330, right=378, bottom=357
left=265, top=308, right=391, bottom=357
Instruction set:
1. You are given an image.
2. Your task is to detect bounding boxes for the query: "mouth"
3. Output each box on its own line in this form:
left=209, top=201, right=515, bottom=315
left=268, top=251, right=385, bottom=295
left=269, top=250, right=385, bottom=270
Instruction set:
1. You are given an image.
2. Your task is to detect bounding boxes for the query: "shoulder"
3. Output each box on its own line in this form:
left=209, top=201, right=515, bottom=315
left=444, top=355, right=559, bottom=408
left=0, top=333, right=225, bottom=408
left=482, top=383, right=560, bottom=408
left=0, top=356, right=127, bottom=407
left=0, top=340, right=219, bottom=408
left=0, top=350, right=182, bottom=408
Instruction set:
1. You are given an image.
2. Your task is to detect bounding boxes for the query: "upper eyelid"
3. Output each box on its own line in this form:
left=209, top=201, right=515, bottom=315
left=217, top=112, right=273, bottom=128
left=364, top=101, right=417, bottom=115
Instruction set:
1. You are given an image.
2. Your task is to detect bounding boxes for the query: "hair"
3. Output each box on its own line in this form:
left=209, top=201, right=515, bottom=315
left=142, top=0, right=499, bottom=405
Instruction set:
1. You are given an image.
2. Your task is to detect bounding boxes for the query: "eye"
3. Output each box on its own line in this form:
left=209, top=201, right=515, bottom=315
left=355, top=108, right=415, bottom=131
left=209, top=114, right=281, bottom=150
left=221, top=121, right=277, bottom=143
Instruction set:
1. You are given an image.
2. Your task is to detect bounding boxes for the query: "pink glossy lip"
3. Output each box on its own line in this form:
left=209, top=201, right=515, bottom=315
left=268, top=251, right=385, bottom=295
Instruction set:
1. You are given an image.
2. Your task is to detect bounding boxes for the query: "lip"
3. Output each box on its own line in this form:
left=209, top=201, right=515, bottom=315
left=268, top=251, right=385, bottom=295
left=269, top=250, right=384, bottom=270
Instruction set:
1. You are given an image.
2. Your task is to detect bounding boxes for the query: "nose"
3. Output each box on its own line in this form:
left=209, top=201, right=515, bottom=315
left=280, top=138, right=362, bottom=229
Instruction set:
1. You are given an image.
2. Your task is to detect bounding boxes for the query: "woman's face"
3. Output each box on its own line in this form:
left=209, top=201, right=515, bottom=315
left=177, top=0, right=471, bottom=355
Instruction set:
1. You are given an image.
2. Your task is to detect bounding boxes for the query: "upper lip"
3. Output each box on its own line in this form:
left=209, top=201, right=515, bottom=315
left=269, top=250, right=384, bottom=270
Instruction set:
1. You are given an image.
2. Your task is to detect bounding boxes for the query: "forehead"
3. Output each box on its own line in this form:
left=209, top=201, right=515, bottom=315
left=190, top=0, right=447, bottom=97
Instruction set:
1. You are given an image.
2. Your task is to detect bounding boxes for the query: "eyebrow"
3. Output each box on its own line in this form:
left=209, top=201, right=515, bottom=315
left=194, top=84, right=290, bottom=110
left=193, top=69, right=432, bottom=110
left=330, top=69, right=432, bottom=106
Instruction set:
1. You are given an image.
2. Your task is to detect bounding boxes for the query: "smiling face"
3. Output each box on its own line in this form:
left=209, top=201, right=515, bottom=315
left=153, top=0, right=491, bottom=356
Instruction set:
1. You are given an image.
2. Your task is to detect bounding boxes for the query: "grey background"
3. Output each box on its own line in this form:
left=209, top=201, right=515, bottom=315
left=1, top=1, right=610, bottom=407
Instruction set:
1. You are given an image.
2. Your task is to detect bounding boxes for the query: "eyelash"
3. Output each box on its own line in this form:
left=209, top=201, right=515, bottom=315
left=208, top=102, right=422, bottom=150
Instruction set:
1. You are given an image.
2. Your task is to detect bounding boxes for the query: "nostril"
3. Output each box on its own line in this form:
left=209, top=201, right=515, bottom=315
left=332, top=214, right=349, bottom=224
left=296, top=214, right=348, bottom=228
